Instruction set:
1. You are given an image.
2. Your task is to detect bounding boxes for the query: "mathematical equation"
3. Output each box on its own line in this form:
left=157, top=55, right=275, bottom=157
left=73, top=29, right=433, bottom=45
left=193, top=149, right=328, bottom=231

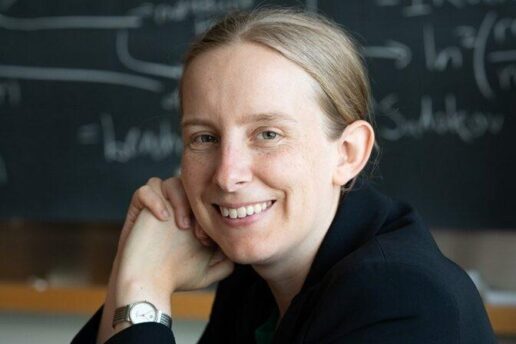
left=0, top=0, right=514, bottom=224
left=77, top=114, right=183, bottom=163
left=0, top=0, right=513, bottom=150
left=0, top=0, right=256, bottom=106
left=376, top=93, right=504, bottom=141
left=358, top=5, right=514, bottom=141
left=425, top=11, right=515, bottom=99
left=359, top=11, right=516, bottom=98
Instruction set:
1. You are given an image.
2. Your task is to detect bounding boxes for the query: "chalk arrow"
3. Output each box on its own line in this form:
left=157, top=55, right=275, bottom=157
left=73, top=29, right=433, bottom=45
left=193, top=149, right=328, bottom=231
left=116, top=30, right=183, bottom=80
left=362, top=40, right=412, bottom=69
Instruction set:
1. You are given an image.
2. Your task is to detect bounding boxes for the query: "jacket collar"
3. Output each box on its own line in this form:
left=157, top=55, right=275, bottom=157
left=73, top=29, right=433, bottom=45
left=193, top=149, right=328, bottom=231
left=302, top=178, right=395, bottom=290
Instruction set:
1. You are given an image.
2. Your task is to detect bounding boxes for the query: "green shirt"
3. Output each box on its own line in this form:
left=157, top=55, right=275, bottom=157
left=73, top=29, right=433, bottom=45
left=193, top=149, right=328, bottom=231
left=254, top=309, right=279, bottom=344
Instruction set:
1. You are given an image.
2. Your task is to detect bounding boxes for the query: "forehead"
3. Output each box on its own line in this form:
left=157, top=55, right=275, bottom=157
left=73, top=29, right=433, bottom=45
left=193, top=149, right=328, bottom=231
left=181, top=42, right=322, bottom=124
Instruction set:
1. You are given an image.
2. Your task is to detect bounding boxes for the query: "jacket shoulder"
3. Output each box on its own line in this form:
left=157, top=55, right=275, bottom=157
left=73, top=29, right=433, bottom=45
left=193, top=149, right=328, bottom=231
left=303, top=239, right=495, bottom=343
left=305, top=252, right=459, bottom=343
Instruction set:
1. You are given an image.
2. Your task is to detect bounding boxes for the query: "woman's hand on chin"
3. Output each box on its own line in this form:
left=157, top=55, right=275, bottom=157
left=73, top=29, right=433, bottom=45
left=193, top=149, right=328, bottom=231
left=117, top=208, right=233, bottom=298
left=117, top=176, right=231, bottom=296
left=97, top=177, right=233, bottom=343
left=119, top=176, right=214, bottom=250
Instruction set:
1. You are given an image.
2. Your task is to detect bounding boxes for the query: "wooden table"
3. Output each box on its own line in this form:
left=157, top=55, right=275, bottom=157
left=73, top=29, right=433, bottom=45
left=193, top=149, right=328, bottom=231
left=0, top=283, right=514, bottom=336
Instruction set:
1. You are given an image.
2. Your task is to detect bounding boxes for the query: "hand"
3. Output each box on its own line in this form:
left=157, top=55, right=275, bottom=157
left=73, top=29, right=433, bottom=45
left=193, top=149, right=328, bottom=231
left=119, top=177, right=214, bottom=249
left=97, top=178, right=232, bottom=343
left=117, top=208, right=233, bottom=297
left=98, top=209, right=233, bottom=343
left=119, top=177, right=222, bottom=293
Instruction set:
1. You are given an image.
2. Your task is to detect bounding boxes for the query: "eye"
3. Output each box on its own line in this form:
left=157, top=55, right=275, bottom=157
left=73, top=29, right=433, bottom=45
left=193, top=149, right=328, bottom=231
left=193, top=134, right=218, bottom=144
left=258, top=130, right=279, bottom=140
left=188, top=134, right=219, bottom=150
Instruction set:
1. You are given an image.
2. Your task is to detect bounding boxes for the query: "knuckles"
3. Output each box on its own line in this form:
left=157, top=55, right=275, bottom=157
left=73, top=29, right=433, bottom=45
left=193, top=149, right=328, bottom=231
left=135, top=185, right=152, bottom=199
left=147, top=177, right=163, bottom=186
left=134, top=185, right=163, bottom=209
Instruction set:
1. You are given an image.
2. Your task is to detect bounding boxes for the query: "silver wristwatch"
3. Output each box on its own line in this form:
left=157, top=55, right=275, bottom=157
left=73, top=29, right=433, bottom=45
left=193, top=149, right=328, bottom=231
left=112, top=300, right=172, bottom=329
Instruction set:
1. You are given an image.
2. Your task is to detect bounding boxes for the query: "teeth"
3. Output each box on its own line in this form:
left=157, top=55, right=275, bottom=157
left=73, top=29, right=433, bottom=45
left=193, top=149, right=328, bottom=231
left=237, top=207, right=246, bottom=218
left=219, top=201, right=272, bottom=219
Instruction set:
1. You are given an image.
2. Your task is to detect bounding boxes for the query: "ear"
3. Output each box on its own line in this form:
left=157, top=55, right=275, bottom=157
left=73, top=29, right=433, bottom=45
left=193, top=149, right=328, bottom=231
left=333, top=120, right=375, bottom=186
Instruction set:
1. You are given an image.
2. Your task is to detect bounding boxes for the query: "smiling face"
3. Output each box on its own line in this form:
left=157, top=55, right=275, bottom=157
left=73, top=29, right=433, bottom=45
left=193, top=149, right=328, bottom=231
left=180, top=42, right=343, bottom=267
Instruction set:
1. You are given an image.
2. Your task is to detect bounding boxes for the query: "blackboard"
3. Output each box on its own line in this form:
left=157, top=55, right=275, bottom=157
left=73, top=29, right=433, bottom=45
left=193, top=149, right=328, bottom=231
left=0, top=0, right=515, bottom=229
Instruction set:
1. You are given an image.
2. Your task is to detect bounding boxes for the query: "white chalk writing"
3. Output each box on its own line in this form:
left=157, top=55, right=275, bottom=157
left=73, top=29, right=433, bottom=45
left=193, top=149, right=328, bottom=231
left=376, top=0, right=508, bottom=17
left=498, top=64, right=516, bottom=90
left=473, top=11, right=498, bottom=99
left=100, top=113, right=183, bottom=163
left=77, top=124, right=101, bottom=145
left=0, top=65, right=162, bottom=92
left=0, top=13, right=142, bottom=30
left=424, top=24, right=463, bottom=71
left=493, top=16, right=516, bottom=43
left=363, top=40, right=412, bottom=69
left=116, top=30, right=183, bottom=80
left=377, top=94, right=505, bottom=142
left=489, top=50, right=516, bottom=63
left=0, top=80, right=21, bottom=106
left=161, top=88, right=180, bottom=111
left=128, top=0, right=254, bottom=26
left=423, top=12, right=515, bottom=99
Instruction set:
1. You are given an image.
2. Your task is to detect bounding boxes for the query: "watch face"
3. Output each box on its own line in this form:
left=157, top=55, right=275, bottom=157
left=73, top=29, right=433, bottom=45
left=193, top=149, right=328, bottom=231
left=129, top=301, right=157, bottom=324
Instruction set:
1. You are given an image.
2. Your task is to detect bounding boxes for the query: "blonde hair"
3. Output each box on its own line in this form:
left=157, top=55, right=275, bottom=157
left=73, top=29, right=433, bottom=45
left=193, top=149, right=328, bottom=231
left=180, top=8, right=377, bottom=186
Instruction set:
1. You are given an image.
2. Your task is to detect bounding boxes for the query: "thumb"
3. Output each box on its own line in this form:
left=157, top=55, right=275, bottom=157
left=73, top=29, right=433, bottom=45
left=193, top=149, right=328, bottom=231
left=203, top=253, right=234, bottom=286
left=208, top=249, right=227, bottom=267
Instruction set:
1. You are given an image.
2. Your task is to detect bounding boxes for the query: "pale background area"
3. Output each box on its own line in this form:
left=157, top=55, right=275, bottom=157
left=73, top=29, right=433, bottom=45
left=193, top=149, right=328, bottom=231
left=0, top=312, right=206, bottom=344
left=432, top=229, right=516, bottom=291
left=0, top=312, right=515, bottom=344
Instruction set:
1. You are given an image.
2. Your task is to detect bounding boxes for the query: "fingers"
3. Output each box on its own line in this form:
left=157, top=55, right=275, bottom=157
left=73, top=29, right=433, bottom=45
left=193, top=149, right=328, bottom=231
left=161, top=177, right=193, bottom=229
left=119, top=179, right=171, bottom=251
left=208, top=249, right=226, bottom=267
left=129, top=179, right=172, bottom=223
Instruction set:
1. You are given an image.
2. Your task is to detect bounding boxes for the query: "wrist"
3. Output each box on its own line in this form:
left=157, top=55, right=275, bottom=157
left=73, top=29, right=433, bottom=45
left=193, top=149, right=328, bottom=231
left=115, top=279, right=172, bottom=316
left=112, top=300, right=173, bottom=336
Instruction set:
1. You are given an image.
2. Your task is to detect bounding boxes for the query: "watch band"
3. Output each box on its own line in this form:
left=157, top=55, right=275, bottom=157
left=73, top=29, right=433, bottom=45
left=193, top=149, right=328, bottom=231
left=112, top=301, right=172, bottom=329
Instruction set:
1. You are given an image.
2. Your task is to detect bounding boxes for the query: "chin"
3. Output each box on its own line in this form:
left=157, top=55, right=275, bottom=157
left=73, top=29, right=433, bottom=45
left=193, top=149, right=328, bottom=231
left=219, top=239, right=277, bottom=266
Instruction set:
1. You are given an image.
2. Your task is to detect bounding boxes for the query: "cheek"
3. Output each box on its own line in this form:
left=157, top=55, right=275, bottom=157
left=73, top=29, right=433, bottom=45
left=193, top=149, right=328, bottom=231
left=182, top=151, right=213, bottom=175
left=255, top=148, right=303, bottom=187
left=274, top=140, right=335, bottom=213
left=181, top=153, right=214, bottom=201
left=256, top=147, right=317, bottom=211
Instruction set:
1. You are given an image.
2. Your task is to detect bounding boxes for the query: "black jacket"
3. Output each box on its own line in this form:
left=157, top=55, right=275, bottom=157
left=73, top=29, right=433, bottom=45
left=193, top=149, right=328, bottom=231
left=73, top=180, right=496, bottom=343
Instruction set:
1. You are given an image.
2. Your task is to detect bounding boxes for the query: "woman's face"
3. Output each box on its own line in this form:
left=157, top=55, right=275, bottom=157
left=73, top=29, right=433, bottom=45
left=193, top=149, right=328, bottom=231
left=180, top=42, right=343, bottom=266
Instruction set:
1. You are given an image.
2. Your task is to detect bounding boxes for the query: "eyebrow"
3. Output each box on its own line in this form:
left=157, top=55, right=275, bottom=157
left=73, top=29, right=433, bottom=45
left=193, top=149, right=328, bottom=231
left=182, top=112, right=298, bottom=128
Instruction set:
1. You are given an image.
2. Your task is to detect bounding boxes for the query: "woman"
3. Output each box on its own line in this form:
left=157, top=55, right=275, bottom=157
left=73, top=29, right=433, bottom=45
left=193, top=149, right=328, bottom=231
left=74, top=8, right=495, bottom=343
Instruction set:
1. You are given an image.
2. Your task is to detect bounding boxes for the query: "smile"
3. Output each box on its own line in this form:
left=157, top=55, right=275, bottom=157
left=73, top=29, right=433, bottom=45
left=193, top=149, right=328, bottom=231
left=218, top=201, right=273, bottom=219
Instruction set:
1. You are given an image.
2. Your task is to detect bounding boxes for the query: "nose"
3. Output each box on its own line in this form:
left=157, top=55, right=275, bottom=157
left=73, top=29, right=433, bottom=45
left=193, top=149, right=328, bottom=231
left=213, top=142, right=253, bottom=192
